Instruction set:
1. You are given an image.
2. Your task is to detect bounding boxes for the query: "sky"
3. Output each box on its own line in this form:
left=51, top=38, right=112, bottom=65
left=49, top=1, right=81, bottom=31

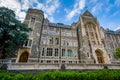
left=0, top=0, right=120, bottom=31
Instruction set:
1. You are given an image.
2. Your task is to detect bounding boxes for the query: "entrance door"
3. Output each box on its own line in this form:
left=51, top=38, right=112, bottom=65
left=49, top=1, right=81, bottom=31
left=19, top=51, right=29, bottom=62
left=95, top=49, right=104, bottom=63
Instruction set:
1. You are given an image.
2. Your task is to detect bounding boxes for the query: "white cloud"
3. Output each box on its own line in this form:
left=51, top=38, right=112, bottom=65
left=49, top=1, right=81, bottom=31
left=35, top=0, right=60, bottom=22
left=17, top=12, right=26, bottom=21
left=92, top=2, right=103, bottom=14
left=0, top=0, right=24, bottom=21
left=65, top=0, right=85, bottom=20
left=114, top=26, right=120, bottom=31
left=21, top=0, right=29, bottom=10
left=0, top=0, right=60, bottom=22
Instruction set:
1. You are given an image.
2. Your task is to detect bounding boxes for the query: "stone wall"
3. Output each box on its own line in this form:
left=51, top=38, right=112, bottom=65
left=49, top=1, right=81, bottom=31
left=7, top=62, right=120, bottom=70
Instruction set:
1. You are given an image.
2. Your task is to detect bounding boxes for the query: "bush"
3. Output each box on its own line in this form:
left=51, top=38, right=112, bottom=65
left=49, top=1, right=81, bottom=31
left=1, top=70, right=120, bottom=80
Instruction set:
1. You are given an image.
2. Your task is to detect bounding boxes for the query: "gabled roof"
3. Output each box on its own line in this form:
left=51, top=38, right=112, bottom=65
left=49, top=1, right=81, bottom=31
left=82, top=10, right=94, bottom=17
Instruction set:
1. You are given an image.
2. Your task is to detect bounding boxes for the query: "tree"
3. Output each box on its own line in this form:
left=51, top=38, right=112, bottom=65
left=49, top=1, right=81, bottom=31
left=0, top=7, right=31, bottom=59
left=115, top=48, right=120, bottom=59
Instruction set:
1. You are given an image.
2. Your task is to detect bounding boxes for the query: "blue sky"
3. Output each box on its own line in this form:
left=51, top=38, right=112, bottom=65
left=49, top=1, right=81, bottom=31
left=0, top=0, right=120, bottom=30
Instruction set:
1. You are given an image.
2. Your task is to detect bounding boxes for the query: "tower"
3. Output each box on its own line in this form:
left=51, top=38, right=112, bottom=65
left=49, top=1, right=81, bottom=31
left=16, top=9, right=44, bottom=62
left=77, top=10, right=110, bottom=64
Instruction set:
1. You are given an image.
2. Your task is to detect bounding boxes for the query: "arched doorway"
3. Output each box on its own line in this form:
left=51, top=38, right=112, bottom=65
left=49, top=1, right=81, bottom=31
left=19, top=51, right=29, bottom=62
left=95, top=49, right=104, bottom=63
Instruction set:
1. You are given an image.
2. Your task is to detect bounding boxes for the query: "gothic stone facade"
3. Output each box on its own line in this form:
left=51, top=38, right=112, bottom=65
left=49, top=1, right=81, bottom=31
left=16, top=8, right=120, bottom=64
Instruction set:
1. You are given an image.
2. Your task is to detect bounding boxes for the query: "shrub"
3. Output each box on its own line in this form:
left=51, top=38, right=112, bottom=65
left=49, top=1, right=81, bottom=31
left=1, top=70, right=120, bottom=80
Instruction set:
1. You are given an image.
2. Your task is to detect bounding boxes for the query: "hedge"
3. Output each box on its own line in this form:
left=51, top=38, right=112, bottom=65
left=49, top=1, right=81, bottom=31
left=0, top=70, right=120, bottom=80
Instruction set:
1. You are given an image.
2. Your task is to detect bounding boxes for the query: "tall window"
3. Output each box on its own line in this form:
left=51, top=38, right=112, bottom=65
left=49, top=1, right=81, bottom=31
left=42, top=48, right=44, bottom=56
left=49, top=27, right=54, bottom=34
left=47, top=60, right=51, bottom=63
left=87, top=53, right=89, bottom=57
left=55, top=48, right=58, bottom=56
left=56, top=28, right=60, bottom=35
left=62, top=49, right=65, bottom=57
left=61, top=39, right=65, bottom=45
left=55, top=38, right=59, bottom=45
left=42, top=26, right=47, bottom=34
left=68, top=49, right=73, bottom=57
left=30, top=18, right=35, bottom=24
left=61, top=30, right=65, bottom=36
left=48, top=37, right=53, bottom=44
left=46, top=48, right=53, bottom=56
left=73, top=50, right=77, bottom=57
left=41, top=37, right=46, bottom=44
left=28, top=40, right=32, bottom=46
left=24, top=39, right=32, bottom=47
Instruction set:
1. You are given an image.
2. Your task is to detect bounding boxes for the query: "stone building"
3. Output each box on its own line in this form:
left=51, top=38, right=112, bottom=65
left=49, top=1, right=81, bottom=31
left=103, top=29, right=120, bottom=63
left=16, top=8, right=120, bottom=65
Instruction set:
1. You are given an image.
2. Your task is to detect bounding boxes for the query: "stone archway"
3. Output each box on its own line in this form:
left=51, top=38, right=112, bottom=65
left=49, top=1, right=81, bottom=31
left=19, top=51, right=29, bottom=62
left=95, top=49, right=104, bottom=63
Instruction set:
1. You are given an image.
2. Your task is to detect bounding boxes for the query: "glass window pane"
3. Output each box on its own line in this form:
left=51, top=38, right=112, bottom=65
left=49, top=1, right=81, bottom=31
left=30, top=18, right=35, bottom=24
left=68, top=49, right=73, bottom=57
left=49, top=27, right=54, bottom=34
left=62, top=49, right=65, bottom=57
left=55, top=48, right=58, bottom=56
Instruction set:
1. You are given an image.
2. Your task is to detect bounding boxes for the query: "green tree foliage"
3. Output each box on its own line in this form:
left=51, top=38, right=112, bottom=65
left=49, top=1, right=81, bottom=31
left=115, top=48, right=120, bottom=59
left=0, top=7, right=31, bottom=58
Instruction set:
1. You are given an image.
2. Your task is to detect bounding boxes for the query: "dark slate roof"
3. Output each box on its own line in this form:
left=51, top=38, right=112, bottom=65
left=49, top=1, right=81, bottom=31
left=48, top=23, right=71, bottom=28
left=105, top=29, right=119, bottom=34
